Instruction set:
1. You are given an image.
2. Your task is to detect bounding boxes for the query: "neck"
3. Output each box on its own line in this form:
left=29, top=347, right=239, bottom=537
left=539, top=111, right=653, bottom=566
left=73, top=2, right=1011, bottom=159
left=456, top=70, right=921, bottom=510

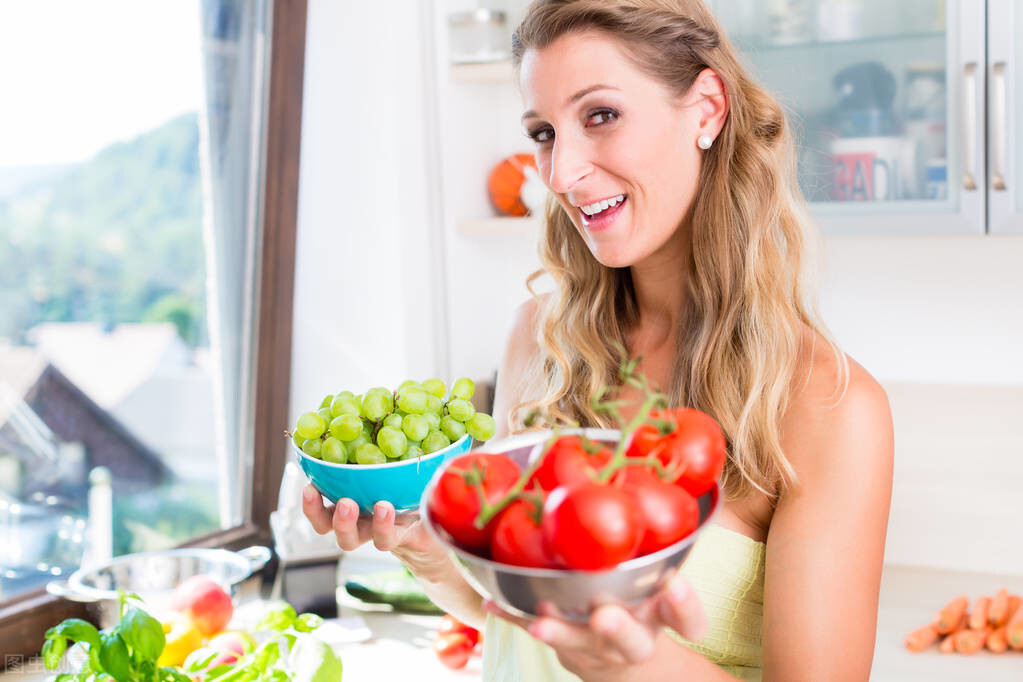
left=627, top=231, right=689, bottom=356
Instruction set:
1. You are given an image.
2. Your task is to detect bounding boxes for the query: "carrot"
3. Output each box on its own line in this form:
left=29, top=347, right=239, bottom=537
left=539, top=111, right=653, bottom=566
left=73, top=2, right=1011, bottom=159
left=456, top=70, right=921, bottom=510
left=1007, top=597, right=1023, bottom=650
left=968, top=596, right=990, bottom=630
left=935, top=595, right=969, bottom=634
left=954, top=626, right=989, bottom=654
left=987, top=625, right=1008, bottom=653
left=988, top=589, right=1010, bottom=626
left=904, top=623, right=940, bottom=652
left=939, top=613, right=968, bottom=653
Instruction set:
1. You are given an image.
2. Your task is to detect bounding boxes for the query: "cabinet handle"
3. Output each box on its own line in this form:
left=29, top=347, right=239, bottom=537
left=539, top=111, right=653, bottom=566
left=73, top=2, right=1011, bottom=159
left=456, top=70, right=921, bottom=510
left=962, top=62, right=978, bottom=190
left=992, top=61, right=1008, bottom=191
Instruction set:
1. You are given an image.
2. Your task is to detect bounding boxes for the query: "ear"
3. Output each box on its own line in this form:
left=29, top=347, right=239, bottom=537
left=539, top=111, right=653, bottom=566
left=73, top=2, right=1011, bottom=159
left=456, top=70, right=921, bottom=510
left=691, top=68, right=729, bottom=139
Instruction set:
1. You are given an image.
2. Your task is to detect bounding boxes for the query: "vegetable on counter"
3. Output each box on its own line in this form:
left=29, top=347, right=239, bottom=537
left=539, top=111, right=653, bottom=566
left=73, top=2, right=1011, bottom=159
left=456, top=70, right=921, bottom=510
left=41, top=590, right=343, bottom=681
left=904, top=591, right=1023, bottom=655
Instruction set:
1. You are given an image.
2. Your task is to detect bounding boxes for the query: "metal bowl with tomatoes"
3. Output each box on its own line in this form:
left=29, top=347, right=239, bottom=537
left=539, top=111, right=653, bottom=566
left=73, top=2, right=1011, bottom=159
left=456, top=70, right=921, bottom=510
left=420, top=416, right=724, bottom=621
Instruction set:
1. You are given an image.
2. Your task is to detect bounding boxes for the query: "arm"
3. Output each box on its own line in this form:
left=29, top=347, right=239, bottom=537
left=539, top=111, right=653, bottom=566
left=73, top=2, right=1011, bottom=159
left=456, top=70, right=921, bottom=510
left=761, top=358, right=894, bottom=681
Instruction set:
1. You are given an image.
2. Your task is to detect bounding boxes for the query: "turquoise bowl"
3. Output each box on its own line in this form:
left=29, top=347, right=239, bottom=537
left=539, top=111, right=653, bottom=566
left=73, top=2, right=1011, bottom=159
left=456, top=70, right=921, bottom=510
left=295, top=434, right=472, bottom=515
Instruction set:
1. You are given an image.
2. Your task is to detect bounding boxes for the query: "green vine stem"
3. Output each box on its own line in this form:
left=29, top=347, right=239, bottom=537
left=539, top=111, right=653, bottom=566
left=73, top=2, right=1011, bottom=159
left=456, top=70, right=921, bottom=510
left=468, top=360, right=672, bottom=527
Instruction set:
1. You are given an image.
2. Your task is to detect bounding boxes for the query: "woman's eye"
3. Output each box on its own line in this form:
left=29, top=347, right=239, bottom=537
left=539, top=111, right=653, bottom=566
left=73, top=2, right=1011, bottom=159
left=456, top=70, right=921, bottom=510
left=527, top=127, right=554, bottom=144
left=586, top=109, right=618, bottom=127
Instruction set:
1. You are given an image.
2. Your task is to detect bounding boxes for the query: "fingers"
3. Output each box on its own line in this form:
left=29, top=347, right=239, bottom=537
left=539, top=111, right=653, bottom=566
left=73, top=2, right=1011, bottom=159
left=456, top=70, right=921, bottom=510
left=331, top=498, right=373, bottom=550
left=657, top=574, right=706, bottom=642
left=301, top=485, right=335, bottom=534
left=370, top=501, right=400, bottom=551
left=590, top=605, right=656, bottom=664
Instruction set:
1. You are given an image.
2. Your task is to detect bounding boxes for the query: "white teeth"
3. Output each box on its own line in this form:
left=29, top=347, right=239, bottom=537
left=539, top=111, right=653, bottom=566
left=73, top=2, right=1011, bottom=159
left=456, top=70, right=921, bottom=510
left=580, top=194, right=625, bottom=215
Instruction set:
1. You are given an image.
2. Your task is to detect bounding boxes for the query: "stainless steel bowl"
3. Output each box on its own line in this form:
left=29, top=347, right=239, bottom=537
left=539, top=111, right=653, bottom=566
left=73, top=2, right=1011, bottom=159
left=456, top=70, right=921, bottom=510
left=420, top=428, right=720, bottom=621
left=46, top=545, right=271, bottom=627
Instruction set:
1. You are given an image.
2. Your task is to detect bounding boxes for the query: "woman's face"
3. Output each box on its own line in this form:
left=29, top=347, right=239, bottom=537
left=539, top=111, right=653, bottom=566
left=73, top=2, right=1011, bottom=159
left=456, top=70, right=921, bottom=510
left=519, top=31, right=706, bottom=269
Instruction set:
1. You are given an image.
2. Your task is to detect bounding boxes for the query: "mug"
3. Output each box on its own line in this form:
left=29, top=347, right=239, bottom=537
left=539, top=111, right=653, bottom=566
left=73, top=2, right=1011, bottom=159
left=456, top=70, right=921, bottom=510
left=830, top=136, right=920, bottom=201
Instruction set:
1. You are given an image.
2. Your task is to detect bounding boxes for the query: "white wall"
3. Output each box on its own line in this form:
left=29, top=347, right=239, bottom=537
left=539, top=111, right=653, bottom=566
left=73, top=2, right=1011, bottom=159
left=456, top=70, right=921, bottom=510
left=290, top=0, right=445, bottom=420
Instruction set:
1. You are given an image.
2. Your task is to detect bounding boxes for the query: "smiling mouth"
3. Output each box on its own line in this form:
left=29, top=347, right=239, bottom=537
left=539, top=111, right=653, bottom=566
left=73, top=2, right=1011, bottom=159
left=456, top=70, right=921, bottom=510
left=578, top=195, right=627, bottom=226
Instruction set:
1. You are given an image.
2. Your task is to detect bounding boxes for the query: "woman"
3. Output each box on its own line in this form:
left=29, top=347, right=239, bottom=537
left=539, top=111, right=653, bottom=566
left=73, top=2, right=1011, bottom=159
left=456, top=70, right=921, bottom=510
left=303, top=1, right=894, bottom=679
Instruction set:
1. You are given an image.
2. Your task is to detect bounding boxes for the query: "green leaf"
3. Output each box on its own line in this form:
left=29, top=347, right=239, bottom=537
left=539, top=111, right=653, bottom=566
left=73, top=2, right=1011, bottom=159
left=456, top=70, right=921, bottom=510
left=293, top=613, right=323, bottom=633
left=160, top=669, right=194, bottom=682
left=98, top=632, right=131, bottom=681
left=252, top=640, right=280, bottom=670
left=117, top=607, right=166, bottom=660
left=42, top=635, right=68, bottom=669
left=46, top=619, right=101, bottom=649
left=53, top=674, right=76, bottom=681
left=286, top=634, right=343, bottom=682
left=254, top=602, right=297, bottom=632
left=183, top=650, right=220, bottom=672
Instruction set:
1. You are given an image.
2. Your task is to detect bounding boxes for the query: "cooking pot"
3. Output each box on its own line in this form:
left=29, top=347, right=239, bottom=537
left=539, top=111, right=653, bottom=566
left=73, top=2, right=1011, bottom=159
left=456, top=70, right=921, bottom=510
left=46, top=545, right=271, bottom=628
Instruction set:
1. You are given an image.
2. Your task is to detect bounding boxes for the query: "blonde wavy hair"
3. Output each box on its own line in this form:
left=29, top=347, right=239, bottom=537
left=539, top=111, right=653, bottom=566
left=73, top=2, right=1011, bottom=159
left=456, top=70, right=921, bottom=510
left=509, top=0, right=847, bottom=501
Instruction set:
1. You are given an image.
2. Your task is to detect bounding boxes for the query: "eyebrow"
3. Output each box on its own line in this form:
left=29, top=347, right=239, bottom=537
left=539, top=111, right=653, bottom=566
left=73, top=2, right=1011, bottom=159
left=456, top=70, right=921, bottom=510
left=521, top=84, right=620, bottom=121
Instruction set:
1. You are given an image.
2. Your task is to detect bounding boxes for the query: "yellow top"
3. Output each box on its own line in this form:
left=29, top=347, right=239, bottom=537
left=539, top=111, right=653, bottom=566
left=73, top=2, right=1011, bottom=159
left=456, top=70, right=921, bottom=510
left=481, top=524, right=766, bottom=681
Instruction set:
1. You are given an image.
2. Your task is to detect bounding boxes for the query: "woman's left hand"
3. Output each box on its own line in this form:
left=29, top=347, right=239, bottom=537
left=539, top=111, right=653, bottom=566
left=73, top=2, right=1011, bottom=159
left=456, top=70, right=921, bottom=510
left=485, top=572, right=706, bottom=681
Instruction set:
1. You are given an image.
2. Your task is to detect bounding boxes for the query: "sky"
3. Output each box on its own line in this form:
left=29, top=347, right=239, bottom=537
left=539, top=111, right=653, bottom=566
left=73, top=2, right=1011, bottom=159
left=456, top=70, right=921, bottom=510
left=0, top=0, right=202, bottom=168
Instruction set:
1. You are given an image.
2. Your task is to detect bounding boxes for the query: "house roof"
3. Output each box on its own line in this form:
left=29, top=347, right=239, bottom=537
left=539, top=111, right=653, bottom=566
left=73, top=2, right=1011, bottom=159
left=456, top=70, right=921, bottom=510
left=25, top=322, right=190, bottom=408
left=0, top=345, right=170, bottom=482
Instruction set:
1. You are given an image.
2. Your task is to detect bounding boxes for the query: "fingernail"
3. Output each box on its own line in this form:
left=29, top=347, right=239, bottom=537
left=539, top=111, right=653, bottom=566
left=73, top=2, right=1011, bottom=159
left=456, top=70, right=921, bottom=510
left=671, top=578, right=690, bottom=602
left=302, top=487, right=316, bottom=503
left=338, top=503, right=351, bottom=519
left=375, top=503, right=391, bottom=520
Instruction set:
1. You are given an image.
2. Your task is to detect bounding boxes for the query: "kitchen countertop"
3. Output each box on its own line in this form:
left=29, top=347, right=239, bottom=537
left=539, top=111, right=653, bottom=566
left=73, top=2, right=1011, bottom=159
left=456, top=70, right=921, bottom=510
left=4, top=562, right=1021, bottom=681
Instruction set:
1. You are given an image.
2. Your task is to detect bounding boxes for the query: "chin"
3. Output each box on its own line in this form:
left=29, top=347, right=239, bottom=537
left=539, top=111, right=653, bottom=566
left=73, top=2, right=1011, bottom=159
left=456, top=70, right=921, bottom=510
left=586, top=244, right=635, bottom=269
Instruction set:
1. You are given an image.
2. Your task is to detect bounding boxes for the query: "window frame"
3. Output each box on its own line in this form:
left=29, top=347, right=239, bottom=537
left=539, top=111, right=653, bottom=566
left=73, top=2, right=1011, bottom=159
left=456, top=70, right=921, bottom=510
left=0, top=0, right=307, bottom=664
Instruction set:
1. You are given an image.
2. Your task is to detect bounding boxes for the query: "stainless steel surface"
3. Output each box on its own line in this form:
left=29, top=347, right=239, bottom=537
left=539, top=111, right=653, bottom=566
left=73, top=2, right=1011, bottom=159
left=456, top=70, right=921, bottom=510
left=962, top=61, right=978, bottom=190
left=420, top=428, right=720, bottom=621
left=992, top=61, right=1008, bottom=191
left=46, top=545, right=271, bottom=627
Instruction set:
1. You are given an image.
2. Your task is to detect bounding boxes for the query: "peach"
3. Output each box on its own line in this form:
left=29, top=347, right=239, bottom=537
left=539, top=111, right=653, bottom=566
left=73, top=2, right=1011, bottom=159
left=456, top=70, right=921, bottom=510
left=170, top=575, right=234, bottom=635
left=207, top=630, right=256, bottom=657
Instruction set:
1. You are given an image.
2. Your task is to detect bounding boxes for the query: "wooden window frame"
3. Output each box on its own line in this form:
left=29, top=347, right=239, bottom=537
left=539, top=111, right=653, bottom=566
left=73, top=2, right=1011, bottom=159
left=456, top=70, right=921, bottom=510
left=0, top=0, right=307, bottom=665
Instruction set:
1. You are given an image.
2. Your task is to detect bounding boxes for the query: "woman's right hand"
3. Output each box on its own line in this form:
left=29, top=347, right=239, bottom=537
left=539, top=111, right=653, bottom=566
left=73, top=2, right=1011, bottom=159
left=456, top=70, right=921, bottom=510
left=300, top=485, right=449, bottom=580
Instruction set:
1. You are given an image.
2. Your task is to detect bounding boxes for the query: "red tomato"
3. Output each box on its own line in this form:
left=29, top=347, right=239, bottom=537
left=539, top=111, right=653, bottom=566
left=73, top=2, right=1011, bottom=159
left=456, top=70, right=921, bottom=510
left=428, top=453, right=521, bottom=549
left=438, top=614, right=479, bottom=647
left=490, top=497, right=557, bottom=568
left=542, top=482, right=644, bottom=570
left=528, top=435, right=612, bottom=491
left=433, top=632, right=473, bottom=669
left=662, top=408, right=726, bottom=497
left=625, top=409, right=674, bottom=459
left=618, top=467, right=700, bottom=555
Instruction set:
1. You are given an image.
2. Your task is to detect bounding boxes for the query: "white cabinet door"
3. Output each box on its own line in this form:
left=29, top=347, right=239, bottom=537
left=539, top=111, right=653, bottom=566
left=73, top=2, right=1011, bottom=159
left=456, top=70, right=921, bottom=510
left=987, top=0, right=1023, bottom=233
left=709, top=0, right=984, bottom=235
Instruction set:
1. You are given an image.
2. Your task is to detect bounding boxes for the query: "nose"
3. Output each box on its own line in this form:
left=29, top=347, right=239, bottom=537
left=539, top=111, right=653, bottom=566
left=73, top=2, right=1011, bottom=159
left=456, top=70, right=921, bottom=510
left=545, top=135, right=592, bottom=194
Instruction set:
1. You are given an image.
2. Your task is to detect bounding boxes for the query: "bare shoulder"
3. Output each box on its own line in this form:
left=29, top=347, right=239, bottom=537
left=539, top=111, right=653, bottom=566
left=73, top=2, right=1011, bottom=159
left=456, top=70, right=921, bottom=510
left=782, top=329, right=893, bottom=479
left=491, top=295, right=547, bottom=437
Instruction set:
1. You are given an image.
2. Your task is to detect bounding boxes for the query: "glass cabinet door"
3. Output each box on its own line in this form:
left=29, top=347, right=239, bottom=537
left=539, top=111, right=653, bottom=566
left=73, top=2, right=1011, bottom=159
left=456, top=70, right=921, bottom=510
left=708, top=0, right=984, bottom=235
left=988, top=0, right=1023, bottom=233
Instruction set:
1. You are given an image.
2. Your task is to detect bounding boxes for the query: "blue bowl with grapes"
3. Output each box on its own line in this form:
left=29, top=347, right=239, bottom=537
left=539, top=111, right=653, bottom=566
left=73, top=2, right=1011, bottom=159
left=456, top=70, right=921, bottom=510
left=295, top=434, right=472, bottom=515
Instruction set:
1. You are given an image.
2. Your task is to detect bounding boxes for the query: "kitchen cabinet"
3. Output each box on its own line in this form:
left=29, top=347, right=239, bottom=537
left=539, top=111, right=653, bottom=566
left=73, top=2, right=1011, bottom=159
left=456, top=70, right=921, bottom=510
left=440, top=0, right=1023, bottom=236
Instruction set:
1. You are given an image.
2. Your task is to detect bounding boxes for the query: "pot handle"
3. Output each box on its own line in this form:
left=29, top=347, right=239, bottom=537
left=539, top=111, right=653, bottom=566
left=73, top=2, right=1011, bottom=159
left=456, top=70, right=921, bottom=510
left=46, top=580, right=92, bottom=602
left=237, top=545, right=272, bottom=574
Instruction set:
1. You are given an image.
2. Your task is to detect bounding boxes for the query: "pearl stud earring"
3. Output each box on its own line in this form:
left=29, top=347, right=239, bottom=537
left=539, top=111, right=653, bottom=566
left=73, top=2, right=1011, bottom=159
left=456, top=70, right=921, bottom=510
left=697, top=134, right=713, bottom=150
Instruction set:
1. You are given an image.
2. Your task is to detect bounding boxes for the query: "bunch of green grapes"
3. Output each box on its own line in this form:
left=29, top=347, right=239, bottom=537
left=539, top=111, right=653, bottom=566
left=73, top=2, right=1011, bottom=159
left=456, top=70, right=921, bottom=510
left=290, top=377, right=497, bottom=465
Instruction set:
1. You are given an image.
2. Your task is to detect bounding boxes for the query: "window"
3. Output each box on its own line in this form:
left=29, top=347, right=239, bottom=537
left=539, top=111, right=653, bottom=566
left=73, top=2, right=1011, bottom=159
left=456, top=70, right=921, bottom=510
left=0, top=0, right=305, bottom=663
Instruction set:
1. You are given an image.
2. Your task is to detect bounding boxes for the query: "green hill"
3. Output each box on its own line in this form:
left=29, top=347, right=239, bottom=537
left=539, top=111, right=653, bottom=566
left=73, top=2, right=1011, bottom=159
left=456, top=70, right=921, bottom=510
left=0, top=113, right=205, bottom=345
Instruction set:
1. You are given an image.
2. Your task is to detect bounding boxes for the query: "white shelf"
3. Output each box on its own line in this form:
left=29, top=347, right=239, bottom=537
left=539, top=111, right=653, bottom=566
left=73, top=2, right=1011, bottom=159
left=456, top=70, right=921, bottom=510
left=450, top=60, right=514, bottom=84
left=456, top=215, right=540, bottom=236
